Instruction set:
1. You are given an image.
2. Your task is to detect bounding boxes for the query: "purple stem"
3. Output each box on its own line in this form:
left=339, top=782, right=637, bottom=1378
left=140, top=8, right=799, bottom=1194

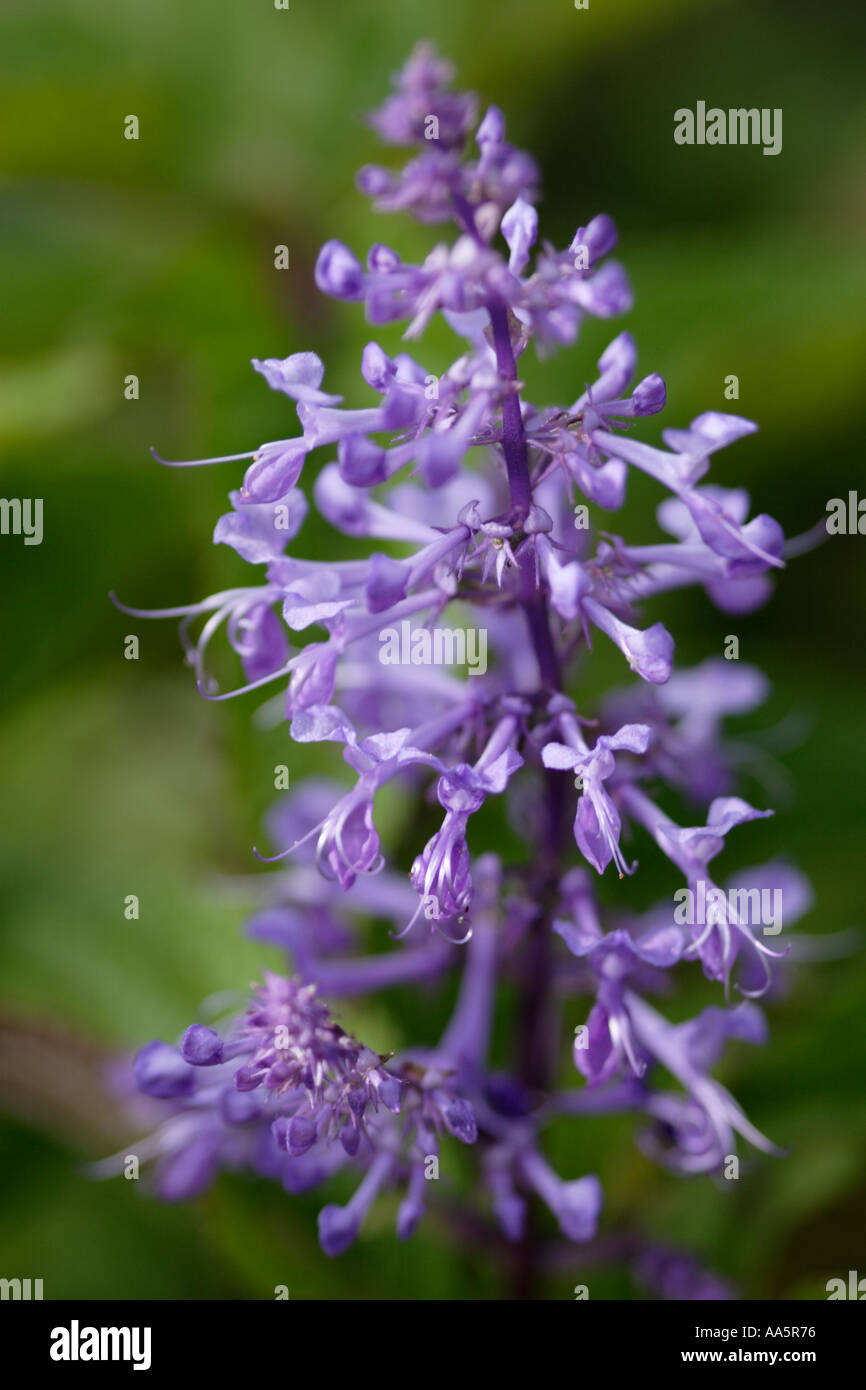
left=453, top=178, right=566, bottom=1293
left=487, top=285, right=567, bottom=1299
left=488, top=302, right=534, bottom=522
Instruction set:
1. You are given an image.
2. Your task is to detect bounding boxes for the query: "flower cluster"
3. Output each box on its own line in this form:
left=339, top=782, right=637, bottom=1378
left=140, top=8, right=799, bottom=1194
left=112, top=46, right=813, bottom=1293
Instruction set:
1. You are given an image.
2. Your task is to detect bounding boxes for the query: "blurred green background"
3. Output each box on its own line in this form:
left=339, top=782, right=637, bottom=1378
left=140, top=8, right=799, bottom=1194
left=1, top=0, right=864, bottom=1300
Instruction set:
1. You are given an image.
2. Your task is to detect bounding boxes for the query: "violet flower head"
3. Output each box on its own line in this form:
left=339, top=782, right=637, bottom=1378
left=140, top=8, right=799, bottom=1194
left=108, top=44, right=817, bottom=1294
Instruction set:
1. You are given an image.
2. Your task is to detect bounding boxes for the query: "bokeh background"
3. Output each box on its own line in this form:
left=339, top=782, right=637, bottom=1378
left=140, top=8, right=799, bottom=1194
left=1, top=0, right=864, bottom=1299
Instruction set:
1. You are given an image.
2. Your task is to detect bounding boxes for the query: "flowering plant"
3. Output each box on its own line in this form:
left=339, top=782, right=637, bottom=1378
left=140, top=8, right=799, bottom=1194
left=112, top=45, right=811, bottom=1295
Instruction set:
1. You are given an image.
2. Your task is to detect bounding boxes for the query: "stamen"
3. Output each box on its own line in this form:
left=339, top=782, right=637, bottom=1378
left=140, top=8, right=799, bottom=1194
left=390, top=898, right=426, bottom=941
left=109, top=587, right=251, bottom=620
left=253, top=817, right=328, bottom=863
left=150, top=446, right=257, bottom=468
left=436, top=916, right=473, bottom=945
left=197, top=657, right=297, bottom=702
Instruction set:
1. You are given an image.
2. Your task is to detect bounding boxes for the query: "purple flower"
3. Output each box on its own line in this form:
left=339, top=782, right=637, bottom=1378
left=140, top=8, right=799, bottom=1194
left=554, top=920, right=682, bottom=1085
left=123, top=969, right=481, bottom=1254
left=134, top=1040, right=195, bottom=1099
left=108, top=44, right=815, bottom=1292
left=542, top=719, right=651, bottom=876
left=367, top=44, right=477, bottom=151
left=626, top=993, right=780, bottom=1174
left=518, top=1152, right=602, bottom=1242
left=251, top=352, right=342, bottom=406
left=213, top=488, right=308, bottom=565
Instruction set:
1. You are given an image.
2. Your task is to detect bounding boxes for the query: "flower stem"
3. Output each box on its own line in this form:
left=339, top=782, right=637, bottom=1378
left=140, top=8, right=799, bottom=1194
left=489, top=302, right=533, bottom=522
left=489, top=292, right=567, bottom=1298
